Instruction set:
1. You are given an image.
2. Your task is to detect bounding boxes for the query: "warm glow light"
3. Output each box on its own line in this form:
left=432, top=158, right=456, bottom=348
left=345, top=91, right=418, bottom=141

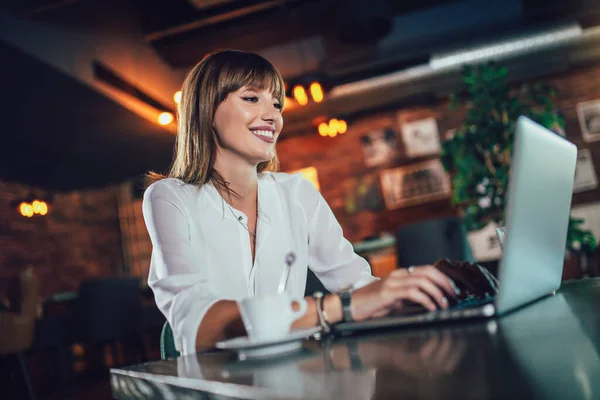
left=39, top=202, right=48, bottom=215
left=293, top=85, right=308, bottom=106
left=158, top=112, right=174, bottom=125
left=318, top=122, right=329, bottom=137
left=328, top=129, right=338, bottom=138
left=32, top=200, right=42, bottom=214
left=173, top=91, right=182, bottom=104
left=290, top=166, right=321, bottom=192
left=338, top=120, right=347, bottom=134
left=309, top=82, right=324, bottom=103
left=328, top=118, right=339, bottom=133
left=19, top=202, right=33, bottom=218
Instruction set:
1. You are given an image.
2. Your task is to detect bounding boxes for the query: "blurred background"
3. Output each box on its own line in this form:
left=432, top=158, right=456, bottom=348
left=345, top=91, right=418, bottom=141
left=2, top=0, right=600, bottom=399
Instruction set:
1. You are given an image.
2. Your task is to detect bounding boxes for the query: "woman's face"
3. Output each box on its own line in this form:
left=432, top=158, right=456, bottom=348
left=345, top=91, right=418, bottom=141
left=213, top=86, right=283, bottom=165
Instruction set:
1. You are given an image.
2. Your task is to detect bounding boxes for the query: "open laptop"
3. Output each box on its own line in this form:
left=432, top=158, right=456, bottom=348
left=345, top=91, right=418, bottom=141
left=334, top=116, right=578, bottom=335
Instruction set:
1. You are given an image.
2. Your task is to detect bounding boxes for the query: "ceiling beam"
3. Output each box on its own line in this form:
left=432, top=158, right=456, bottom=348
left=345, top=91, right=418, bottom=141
left=147, top=1, right=332, bottom=68
left=145, top=0, right=283, bottom=42
left=0, top=0, right=85, bottom=18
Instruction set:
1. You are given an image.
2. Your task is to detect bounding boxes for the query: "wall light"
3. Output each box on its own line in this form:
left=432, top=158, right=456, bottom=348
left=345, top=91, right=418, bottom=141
left=318, top=118, right=348, bottom=138
left=18, top=199, right=49, bottom=217
left=158, top=112, right=174, bottom=125
left=174, top=90, right=182, bottom=105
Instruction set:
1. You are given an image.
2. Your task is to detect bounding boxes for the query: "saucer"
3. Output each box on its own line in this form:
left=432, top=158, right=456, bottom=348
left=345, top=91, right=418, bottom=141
left=216, top=327, right=321, bottom=360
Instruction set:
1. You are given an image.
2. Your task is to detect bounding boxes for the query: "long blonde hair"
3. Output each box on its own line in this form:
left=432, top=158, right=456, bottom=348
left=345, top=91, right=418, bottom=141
left=146, top=50, right=284, bottom=196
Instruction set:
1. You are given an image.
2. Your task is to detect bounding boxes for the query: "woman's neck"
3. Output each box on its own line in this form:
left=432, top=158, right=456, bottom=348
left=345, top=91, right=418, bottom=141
left=213, top=153, right=258, bottom=210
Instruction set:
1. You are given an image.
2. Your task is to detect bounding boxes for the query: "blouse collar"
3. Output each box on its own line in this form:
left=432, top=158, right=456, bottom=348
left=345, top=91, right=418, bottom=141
left=200, top=174, right=273, bottom=224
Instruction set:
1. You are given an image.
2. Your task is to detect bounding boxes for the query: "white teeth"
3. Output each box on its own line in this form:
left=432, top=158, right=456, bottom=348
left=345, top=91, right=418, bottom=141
left=252, top=130, right=274, bottom=139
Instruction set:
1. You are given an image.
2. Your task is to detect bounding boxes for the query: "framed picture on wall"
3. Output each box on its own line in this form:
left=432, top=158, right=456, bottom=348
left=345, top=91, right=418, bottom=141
left=379, top=159, right=452, bottom=209
left=343, top=173, right=384, bottom=214
left=573, top=148, right=598, bottom=193
left=359, top=126, right=399, bottom=167
left=400, top=117, right=442, bottom=158
left=577, top=99, right=600, bottom=141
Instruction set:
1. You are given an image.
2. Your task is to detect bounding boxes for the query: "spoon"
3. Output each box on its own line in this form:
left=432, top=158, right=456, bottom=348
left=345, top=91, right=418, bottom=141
left=277, top=252, right=296, bottom=294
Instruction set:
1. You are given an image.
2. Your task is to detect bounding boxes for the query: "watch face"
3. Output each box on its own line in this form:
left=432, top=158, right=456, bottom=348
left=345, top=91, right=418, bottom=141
left=340, top=290, right=352, bottom=300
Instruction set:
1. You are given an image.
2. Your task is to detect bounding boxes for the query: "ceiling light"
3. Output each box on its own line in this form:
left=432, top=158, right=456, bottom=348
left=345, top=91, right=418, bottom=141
left=293, top=85, right=309, bottom=106
left=310, top=82, right=324, bottom=103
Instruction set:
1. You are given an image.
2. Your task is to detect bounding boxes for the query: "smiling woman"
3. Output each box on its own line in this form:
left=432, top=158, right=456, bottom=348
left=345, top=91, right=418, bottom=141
left=142, top=49, right=458, bottom=356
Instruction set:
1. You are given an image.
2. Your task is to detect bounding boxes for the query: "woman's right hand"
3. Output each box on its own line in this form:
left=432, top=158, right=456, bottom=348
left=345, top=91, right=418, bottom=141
left=349, top=265, right=457, bottom=322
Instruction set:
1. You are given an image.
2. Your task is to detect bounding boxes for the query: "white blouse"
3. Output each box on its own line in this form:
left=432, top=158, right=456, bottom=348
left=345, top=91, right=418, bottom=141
left=143, top=172, right=376, bottom=355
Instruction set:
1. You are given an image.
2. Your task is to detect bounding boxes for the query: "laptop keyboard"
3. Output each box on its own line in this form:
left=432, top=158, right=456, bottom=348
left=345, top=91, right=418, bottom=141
left=448, top=294, right=496, bottom=311
left=389, top=294, right=496, bottom=317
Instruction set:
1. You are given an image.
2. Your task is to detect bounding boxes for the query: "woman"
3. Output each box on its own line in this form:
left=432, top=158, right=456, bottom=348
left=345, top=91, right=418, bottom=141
left=143, top=49, right=456, bottom=356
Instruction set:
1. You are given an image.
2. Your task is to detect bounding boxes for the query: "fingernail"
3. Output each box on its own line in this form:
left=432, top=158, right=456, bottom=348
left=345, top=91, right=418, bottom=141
left=450, top=279, right=461, bottom=296
left=442, top=296, right=448, bottom=304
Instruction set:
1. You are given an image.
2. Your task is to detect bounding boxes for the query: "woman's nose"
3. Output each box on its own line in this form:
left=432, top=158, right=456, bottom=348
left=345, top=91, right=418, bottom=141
left=261, top=103, right=279, bottom=121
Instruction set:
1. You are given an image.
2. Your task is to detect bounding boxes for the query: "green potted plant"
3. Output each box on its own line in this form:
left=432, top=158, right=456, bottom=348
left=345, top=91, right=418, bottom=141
left=441, top=62, right=597, bottom=274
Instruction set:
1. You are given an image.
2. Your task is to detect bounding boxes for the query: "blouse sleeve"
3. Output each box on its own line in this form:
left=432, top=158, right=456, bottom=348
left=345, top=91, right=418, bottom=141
left=143, top=181, right=219, bottom=355
left=301, top=179, right=379, bottom=292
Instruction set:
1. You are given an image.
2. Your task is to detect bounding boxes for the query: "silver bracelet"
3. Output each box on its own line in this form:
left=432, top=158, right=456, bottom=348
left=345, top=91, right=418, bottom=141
left=313, top=291, right=331, bottom=336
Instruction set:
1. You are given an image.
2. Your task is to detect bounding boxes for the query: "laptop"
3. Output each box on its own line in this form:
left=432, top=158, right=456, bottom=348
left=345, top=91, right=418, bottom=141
left=334, top=116, right=578, bottom=335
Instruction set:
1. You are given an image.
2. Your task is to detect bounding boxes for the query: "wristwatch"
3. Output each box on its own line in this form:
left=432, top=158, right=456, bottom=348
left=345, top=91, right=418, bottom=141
left=338, top=288, right=353, bottom=322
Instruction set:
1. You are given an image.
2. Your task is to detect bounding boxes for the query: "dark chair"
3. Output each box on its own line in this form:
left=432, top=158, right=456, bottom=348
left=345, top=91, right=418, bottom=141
left=72, top=277, right=146, bottom=370
left=304, top=269, right=329, bottom=296
left=395, top=217, right=474, bottom=268
left=160, top=321, right=180, bottom=360
left=0, top=266, right=39, bottom=400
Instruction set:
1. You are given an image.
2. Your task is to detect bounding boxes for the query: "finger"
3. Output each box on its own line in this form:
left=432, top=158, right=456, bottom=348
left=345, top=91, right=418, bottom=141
left=412, top=266, right=457, bottom=297
left=385, top=276, right=448, bottom=309
left=406, top=276, right=449, bottom=309
left=401, top=287, right=437, bottom=311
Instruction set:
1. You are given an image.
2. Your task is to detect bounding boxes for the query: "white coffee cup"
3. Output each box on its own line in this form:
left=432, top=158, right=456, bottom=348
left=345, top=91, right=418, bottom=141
left=238, top=293, right=308, bottom=342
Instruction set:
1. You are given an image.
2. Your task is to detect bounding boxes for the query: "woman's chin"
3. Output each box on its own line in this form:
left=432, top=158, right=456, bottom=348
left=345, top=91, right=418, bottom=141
left=251, top=150, right=275, bottom=165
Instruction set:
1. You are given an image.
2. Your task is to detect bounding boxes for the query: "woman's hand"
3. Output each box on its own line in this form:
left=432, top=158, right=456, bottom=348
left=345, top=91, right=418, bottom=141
left=350, top=266, right=457, bottom=321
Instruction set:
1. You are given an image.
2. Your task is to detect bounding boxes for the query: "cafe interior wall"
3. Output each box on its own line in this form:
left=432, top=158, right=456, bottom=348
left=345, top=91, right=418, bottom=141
left=277, top=60, right=600, bottom=246
left=3, top=58, right=600, bottom=301
left=0, top=181, right=125, bottom=300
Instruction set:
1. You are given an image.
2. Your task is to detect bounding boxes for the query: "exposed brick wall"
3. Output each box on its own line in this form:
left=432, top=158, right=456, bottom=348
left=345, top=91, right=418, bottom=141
left=278, top=109, right=461, bottom=243
left=547, top=64, right=600, bottom=208
left=278, top=62, right=600, bottom=244
left=0, top=181, right=125, bottom=300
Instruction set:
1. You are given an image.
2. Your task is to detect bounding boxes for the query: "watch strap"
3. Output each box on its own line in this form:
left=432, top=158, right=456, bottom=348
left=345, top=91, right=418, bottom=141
left=339, top=289, right=353, bottom=322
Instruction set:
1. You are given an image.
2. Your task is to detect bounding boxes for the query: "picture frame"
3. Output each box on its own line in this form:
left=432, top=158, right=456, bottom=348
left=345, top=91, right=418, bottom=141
left=573, top=148, right=599, bottom=193
left=379, top=159, right=451, bottom=209
left=343, top=173, right=384, bottom=214
left=400, top=117, right=442, bottom=158
left=576, top=99, right=600, bottom=142
left=359, top=126, right=399, bottom=167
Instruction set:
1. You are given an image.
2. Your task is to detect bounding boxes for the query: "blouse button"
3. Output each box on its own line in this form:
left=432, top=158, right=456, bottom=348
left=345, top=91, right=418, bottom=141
left=238, top=216, right=243, bottom=221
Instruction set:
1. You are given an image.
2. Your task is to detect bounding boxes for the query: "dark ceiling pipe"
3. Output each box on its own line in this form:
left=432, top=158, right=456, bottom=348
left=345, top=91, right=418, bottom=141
left=335, top=0, right=394, bottom=44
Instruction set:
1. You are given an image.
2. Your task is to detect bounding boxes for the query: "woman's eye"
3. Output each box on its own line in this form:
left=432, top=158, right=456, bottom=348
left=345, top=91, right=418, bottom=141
left=242, top=96, right=259, bottom=103
left=274, top=103, right=282, bottom=110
